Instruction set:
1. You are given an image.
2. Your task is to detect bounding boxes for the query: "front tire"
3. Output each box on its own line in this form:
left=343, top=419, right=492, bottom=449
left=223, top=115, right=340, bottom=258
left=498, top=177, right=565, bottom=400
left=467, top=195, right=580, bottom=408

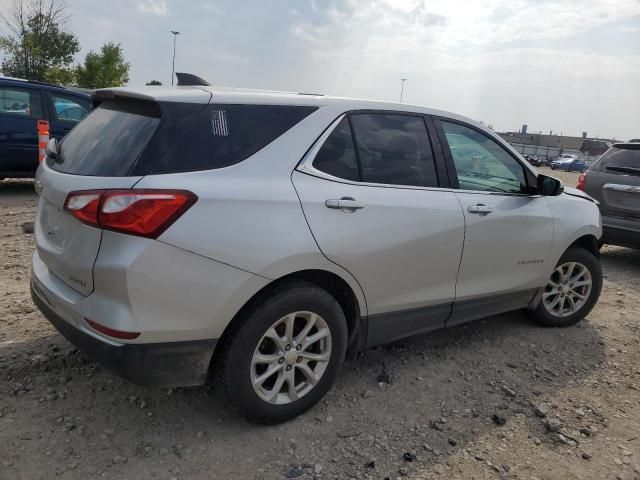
left=530, top=247, right=602, bottom=327
left=217, top=281, right=348, bottom=424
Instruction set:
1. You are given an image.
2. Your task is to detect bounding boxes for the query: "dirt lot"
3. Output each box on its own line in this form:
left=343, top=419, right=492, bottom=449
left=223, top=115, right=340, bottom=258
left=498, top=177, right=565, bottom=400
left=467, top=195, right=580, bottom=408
left=1, top=169, right=639, bottom=480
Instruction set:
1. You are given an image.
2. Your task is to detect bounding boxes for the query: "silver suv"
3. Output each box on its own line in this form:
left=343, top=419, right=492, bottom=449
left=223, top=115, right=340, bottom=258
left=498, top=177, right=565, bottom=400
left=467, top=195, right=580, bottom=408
left=31, top=87, right=603, bottom=423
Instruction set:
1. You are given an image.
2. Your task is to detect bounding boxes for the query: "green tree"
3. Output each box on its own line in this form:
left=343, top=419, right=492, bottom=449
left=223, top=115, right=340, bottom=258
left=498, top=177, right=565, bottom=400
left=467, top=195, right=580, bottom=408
left=0, top=0, right=79, bottom=82
left=75, top=42, right=129, bottom=89
left=146, top=80, right=162, bottom=86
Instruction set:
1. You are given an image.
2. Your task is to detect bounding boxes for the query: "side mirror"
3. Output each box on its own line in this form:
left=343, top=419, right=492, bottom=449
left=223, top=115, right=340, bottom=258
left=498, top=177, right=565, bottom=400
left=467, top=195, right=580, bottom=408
left=45, top=138, right=58, bottom=160
left=537, top=174, right=564, bottom=196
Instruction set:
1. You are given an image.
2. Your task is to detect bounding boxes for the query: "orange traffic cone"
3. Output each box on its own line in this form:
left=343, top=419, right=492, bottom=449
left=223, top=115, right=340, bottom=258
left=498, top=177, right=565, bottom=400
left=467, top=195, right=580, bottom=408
left=37, top=120, right=50, bottom=163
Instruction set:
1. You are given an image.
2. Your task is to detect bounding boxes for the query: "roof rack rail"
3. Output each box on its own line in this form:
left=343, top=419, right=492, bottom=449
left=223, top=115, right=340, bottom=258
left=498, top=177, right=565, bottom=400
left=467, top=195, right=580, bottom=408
left=175, top=72, right=211, bottom=86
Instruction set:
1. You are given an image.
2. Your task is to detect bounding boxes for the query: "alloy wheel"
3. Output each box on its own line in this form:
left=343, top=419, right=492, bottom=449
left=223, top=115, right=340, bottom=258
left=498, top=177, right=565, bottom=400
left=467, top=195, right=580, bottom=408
left=250, top=311, right=332, bottom=405
left=542, top=262, right=593, bottom=317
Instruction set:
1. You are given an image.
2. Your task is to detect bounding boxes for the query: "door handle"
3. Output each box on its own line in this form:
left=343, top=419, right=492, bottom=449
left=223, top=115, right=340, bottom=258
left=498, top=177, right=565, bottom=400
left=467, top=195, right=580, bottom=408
left=603, top=183, right=640, bottom=194
left=468, top=204, right=493, bottom=214
left=325, top=197, right=365, bottom=212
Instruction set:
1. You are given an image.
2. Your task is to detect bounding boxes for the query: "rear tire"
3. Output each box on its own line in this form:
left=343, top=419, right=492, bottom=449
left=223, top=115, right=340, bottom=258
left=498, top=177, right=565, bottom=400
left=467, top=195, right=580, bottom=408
left=530, top=247, right=602, bottom=327
left=217, top=281, right=348, bottom=424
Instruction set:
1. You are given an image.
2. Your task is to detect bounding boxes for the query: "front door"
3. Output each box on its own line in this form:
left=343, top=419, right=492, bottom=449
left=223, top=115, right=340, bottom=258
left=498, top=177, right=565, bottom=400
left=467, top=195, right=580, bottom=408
left=436, top=119, right=554, bottom=326
left=293, top=113, right=465, bottom=346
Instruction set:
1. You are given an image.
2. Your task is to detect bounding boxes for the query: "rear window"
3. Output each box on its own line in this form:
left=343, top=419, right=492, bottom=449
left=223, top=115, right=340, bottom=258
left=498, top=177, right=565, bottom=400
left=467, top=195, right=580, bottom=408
left=595, top=145, right=640, bottom=174
left=49, top=101, right=316, bottom=176
left=50, top=100, right=161, bottom=176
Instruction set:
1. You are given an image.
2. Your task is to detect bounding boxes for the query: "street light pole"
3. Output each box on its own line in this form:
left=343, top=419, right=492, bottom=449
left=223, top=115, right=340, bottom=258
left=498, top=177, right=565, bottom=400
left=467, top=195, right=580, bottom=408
left=399, top=78, right=407, bottom=104
left=170, top=30, right=180, bottom=86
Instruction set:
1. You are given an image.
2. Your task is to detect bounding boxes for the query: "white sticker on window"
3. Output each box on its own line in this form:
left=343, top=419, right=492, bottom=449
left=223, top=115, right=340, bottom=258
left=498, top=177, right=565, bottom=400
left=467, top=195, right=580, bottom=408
left=211, top=109, right=229, bottom=136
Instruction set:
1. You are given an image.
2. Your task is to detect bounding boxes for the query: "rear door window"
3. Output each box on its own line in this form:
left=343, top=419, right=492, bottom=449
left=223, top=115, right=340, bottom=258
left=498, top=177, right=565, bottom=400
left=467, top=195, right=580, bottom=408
left=350, top=114, right=438, bottom=187
left=312, top=118, right=360, bottom=181
left=0, top=87, right=42, bottom=118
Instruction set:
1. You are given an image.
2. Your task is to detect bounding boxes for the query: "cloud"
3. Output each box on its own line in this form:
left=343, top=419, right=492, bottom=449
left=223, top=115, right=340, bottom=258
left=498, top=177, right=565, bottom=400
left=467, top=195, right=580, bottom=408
left=284, top=0, right=640, bottom=138
left=136, top=0, right=169, bottom=16
left=59, top=0, right=640, bottom=139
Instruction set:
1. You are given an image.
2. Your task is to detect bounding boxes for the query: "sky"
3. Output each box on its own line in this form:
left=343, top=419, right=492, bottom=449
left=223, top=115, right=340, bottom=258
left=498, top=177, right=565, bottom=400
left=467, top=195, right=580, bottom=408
left=3, top=0, right=640, bottom=139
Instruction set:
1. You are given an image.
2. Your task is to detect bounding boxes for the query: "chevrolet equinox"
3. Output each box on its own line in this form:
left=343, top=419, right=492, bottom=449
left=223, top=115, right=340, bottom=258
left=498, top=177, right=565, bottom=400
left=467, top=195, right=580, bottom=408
left=31, top=86, right=603, bottom=423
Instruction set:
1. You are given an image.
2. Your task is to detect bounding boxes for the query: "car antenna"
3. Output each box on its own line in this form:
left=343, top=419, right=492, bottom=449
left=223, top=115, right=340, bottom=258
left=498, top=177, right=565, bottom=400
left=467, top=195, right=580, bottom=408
left=175, top=72, right=211, bottom=86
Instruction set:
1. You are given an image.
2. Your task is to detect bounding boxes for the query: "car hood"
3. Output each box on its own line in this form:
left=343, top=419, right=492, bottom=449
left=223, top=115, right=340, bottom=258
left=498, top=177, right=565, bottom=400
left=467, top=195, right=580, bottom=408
left=564, top=186, right=598, bottom=204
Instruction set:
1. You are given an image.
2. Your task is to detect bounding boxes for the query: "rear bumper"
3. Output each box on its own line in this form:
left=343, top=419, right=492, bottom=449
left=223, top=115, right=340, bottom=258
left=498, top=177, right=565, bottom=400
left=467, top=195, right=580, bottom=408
left=31, top=281, right=217, bottom=387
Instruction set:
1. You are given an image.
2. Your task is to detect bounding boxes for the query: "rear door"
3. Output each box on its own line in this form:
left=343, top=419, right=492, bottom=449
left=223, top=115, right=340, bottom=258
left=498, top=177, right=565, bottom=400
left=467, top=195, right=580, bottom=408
left=35, top=99, right=161, bottom=295
left=293, top=113, right=465, bottom=346
left=585, top=145, right=640, bottom=226
left=435, top=118, right=554, bottom=325
left=0, top=84, right=45, bottom=175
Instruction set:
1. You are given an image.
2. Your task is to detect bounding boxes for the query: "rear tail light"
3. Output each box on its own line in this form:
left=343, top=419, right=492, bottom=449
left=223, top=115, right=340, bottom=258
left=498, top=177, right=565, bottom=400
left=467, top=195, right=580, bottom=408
left=576, top=173, right=587, bottom=191
left=64, top=189, right=197, bottom=238
left=64, top=191, right=102, bottom=227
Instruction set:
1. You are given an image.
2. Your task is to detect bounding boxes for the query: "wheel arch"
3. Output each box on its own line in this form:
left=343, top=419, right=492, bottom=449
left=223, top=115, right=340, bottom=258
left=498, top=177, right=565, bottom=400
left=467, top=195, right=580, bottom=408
left=568, top=234, right=600, bottom=258
left=213, top=268, right=367, bottom=367
left=531, top=233, right=601, bottom=311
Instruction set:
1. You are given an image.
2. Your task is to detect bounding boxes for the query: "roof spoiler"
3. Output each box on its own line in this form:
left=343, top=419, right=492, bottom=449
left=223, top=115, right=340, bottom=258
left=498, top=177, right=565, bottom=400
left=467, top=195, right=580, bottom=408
left=175, top=72, right=211, bottom=86
left=91, top=89, right=156, bottom=108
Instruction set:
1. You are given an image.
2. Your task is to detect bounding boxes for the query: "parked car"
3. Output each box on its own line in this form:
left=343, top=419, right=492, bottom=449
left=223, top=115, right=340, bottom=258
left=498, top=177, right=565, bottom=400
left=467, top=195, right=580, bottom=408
left=578, top=142, right=640, bottom=249
left=523, top=154, right=542, bottom=167
left=550, top=157, right=589, bottom=172
left=0, top=77, right=91, bottom=179
left=31, top=86, right=603, bottom=424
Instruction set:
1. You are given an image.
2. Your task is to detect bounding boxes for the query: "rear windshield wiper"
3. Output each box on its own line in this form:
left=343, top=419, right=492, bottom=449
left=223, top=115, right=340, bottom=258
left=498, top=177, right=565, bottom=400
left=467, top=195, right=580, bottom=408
left=606, top=165, right=640, bottom=176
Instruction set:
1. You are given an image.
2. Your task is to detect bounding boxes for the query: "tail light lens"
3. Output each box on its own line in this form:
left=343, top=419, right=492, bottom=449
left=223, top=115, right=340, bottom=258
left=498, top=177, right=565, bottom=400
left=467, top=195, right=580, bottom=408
left=64, top=191, right=102, bottom=227
left=576, top=173, right=587, bottom=191
left=64, top=189, right=197, bottom=238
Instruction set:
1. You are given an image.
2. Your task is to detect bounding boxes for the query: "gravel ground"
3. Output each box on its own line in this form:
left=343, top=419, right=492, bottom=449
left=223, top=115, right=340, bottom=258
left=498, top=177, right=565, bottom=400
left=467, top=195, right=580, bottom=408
left=1, top=170, right=639, bottom=480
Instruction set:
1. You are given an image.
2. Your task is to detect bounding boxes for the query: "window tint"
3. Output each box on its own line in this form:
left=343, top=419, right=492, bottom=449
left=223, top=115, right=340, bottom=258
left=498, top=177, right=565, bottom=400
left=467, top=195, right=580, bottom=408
left=49, top=102, right=316, bottom=176
left=350, top=114, right=438, bottom=187
left=49, top=100, right=161, bottom=176
left=52, top=93, right=91, bottom=122
left=312, top=118, right=359, bottom=181
left=442, top=121, right=526, bottom=193
left=145, top=104, right=317, bottom=175
left=0, top=87, right=42, bottom=118
left=596, top=145, right=640, bottom=174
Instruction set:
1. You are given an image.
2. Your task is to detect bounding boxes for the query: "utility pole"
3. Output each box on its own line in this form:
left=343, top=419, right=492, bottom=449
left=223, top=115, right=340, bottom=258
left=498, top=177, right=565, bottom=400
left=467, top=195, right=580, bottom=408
left=399, top=78, right=407, bottom=103
left=170, top=30, right=180, bottom=85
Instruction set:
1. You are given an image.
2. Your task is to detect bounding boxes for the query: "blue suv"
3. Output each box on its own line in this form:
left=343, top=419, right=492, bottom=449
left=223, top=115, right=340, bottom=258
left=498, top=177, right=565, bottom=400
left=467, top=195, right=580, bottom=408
left=0, top=77, right=91, bottom=179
